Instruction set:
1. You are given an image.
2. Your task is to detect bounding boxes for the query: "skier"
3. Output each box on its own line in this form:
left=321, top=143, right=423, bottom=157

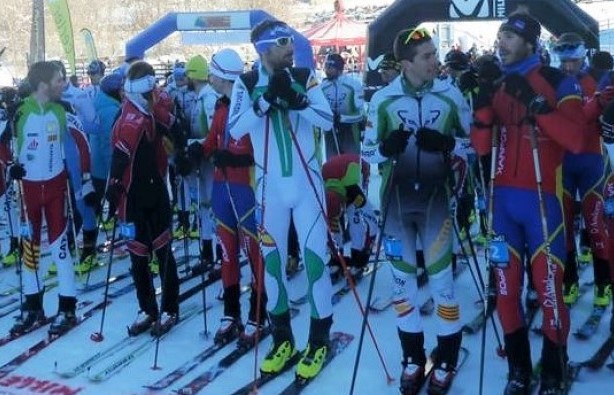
left=320, top=53, right=365, bottom=159
left=443, top=49, right=470, bottom=84
left=106, top=61, right=180, bottom=336
left=378, top=53, right=401, bottom=86
left=51, top=60, right=99, bottom=274
left=9, top=61, right=80, bottom=336
left=0, top=87, right=19, bottom=267
left=322, top=153, right=377, bottom=281
left=551, top=33, right=613, bottom=308
left=228, top=19, right=334, bottom=380
left=600, top=100, right=614, bottom=335
left=176, top=55, right=220, bottom=269
left=471, top=14, right=589, bottom=394
left=362, top=26, right=469, bottom=394
left=91, top=73, right=123, bottom=229
left=187, top=48, right=267, bottom=347
left=84, top=59, right=106, bottom=102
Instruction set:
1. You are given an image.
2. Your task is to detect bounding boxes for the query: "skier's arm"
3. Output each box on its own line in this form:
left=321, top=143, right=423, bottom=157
left=361, top=93, right=390, bottom=164
left=339, top=80, right=365, bottom=124
left=228, top=77, right=263, bottom=140
left=68, top=126, right=92, bottom=174
left=293, top=71, right=334, bottom=130
left=534, top=76, right=586, bottom=153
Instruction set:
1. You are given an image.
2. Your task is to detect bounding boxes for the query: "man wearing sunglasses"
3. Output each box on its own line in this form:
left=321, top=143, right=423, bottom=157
left=321, top=53, right=365, bottom=159
left=378, top=52, right=401, bottom=86
left=362, top=26, right=470, bottom=395
left=551, top=33, right=614, bottom=313
left=471, top=14, right=589, bottom=394
left=228, top=19, right=334, bottom=381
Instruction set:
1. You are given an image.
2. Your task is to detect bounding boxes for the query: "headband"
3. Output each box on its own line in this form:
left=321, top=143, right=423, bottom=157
left=123, top=75, right=156, bottom=94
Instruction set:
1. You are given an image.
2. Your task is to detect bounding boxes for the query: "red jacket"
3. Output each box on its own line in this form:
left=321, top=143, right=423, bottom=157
left=471, top=64, right=587, bottom=194
left=201, top=97, right=254, bottom=185
left=111, top=99, right=169, bottom=220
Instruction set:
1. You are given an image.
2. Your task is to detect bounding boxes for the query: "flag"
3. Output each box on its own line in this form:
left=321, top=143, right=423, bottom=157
left=47, top=0, right=76, bottom=75
left=80, top=28, right=98, bottom=63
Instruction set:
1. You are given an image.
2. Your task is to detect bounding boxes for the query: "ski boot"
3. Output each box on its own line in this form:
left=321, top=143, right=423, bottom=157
left=127, top=311, right=156, bottom=336
left=10, top=310, right=46, bottom=336
left=538, top=337, right=568, bottom=395
left=2, top=248, right=19, bottom=267
left=260, top=311, right=296, bottom=375
left=577, top=246, right=592, bottom=266
left=48, top=295, right=77, bottom=336
left=563, top=281, right=579, bottom=305
left=74, top=254, right=96, bottom=274
left=427, top=331, right=462, bottom=395
left=149, top=255, right=160, bottom=275
left=593, top=283, right=612, bottom=307
left=101, top=217, right=115, bottom=231
left=237, top=321, right=267, bottom=349
left=48, top=311, right=77, bottom=336
left=503, top=368, right=531, bottom=395
left=213, top=316, right=243, bottom=345
left=400, top=362, right=426, bottom=395
left=398, top=331, right=427, bottom=395
left=296, top=316, right=333, bottom=380
left=151, top=312, right=178, bottom=337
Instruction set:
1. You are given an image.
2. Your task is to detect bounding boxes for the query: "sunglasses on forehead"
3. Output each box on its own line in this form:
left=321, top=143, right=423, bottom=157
left=257, top=36, right=295, bottom=47
left=403, top=27, right=431, bottom=44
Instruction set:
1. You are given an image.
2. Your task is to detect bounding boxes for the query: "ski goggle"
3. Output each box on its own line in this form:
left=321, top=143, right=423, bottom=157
left=553, top=42, right=586, bottom=61
left=256, top=36, right=294, bottom=47
left=403, top=27, right=431, bottom=44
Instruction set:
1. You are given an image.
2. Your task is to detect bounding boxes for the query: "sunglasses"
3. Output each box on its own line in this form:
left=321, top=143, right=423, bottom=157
left=257, top=36, right=295, bottom=47
left=403, top=27, right=431, bottom=45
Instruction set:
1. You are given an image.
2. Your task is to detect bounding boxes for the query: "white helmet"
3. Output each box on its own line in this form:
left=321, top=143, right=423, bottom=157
left=209, top=49, right=244, bottom=81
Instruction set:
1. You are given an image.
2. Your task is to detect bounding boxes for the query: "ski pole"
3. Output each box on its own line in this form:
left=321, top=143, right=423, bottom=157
left=252, top=116, right=271, bottom=389
left=179, top=173, right=191, bottom=274
left=528, top=121, right=567, bottom=383
left=479, top=125, right=500, bottom=395
left=195, top=166, right=209, bottom=338
left=287, top=124, right=395, bottom=385
left=90, top=216, right=117, bottom=342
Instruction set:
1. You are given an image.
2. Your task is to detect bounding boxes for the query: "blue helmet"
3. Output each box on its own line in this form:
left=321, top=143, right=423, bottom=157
left=100, top=73, right=123, bottom=95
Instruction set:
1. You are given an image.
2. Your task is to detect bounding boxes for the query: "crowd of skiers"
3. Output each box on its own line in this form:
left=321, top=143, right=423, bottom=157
left=0, top=11, right=614, bottom=395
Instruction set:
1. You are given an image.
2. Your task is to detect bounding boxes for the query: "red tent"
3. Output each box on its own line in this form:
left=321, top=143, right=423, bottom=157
left=302, top=1, right=367, bottom=48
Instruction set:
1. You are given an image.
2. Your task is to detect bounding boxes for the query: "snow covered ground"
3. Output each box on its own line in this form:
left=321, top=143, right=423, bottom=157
left=0, top=169, right=613, bottom=395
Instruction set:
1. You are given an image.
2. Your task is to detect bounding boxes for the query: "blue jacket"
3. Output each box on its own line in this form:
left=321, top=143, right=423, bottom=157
left=92, top=92, right=121, bottom=180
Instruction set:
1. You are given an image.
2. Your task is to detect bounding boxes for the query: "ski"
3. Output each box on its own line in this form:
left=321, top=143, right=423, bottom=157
left=0, top=300, right=93, bottom=347
left=277, top=332, right=355, bottom=395
left=172, top=308, right=300, bottom=394
left=528, top=360, right=581, bottom=393
left=87, top=304, right=203, bottom=382
left=0, top=300, right=109, bottom=378
left=77, top=271, right=132, bottom=293
left=230, top=332, right=353, bottom=395
left=579, top=335, right=614, bottom=370
left=573, top=306, right=608, bottom=340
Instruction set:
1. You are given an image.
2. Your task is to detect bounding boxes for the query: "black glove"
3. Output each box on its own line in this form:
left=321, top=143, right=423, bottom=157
left=213, top=150, right=255, bottom=168
left=175, top=153, right=192, bottom=176
left=268, top=69, right=293, bottom=99
left=9, top=163, right=25, bottom=180
left=379, top=124, right=411, bottom=158
left=415, top=127, right=456, bottom=152
left=105, top=181, right=123, bottom=208
left=458, top=71, right=478, bottom=94
left=170, top=116, right=190, bottom=150
left=187, top=141, right=204, bottom=163
left=503, top=73, right=552, bottom=116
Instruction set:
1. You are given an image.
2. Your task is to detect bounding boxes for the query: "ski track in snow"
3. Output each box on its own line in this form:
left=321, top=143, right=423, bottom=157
left=0, top=170, right=613, bottom=394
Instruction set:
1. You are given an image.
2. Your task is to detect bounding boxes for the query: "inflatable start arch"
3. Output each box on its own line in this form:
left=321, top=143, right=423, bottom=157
left=124, top=10, right=315, bottom=69
left=365, top=0, right=600, bottom=97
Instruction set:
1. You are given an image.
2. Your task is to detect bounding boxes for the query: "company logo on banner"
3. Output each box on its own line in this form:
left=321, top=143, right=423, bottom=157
left=176, top=12, right=251, bottom=31
left=449, top=0, right=506, bottom=19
